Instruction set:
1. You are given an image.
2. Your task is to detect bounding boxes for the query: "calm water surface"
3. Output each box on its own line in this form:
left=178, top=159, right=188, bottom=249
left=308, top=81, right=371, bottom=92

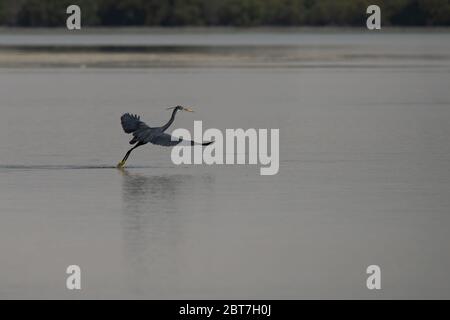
left=0, top=30, right=449, bottom=299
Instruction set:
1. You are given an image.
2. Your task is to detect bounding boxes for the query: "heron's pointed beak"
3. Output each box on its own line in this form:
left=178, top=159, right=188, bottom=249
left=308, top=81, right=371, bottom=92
left=166, top=107, right=176, bottom=110
left=183, top=107, right=194, bottom=112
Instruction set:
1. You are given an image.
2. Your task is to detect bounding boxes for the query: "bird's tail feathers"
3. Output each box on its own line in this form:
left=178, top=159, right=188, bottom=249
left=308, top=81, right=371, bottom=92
left=190, top=139, right=215, bottom=146
left=178, top=139, right=215, bottom=146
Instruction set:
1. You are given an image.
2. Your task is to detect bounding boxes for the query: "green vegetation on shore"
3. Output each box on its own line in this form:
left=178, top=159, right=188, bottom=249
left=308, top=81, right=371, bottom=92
left=0, top=0, right=449, bottom=27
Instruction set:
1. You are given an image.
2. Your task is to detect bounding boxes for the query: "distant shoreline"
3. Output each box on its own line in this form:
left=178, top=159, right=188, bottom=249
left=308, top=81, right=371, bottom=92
left=1, top=26, right=450, bottom=34
left=0, top=28, right=449, bottom=69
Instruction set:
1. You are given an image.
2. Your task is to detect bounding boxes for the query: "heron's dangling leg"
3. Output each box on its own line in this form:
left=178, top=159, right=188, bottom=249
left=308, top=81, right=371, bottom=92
left=117, top=142, right=144, bottom=168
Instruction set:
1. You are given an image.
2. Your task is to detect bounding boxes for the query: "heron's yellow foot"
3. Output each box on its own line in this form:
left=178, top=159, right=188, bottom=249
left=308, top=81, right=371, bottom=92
left=117, top=160, right=126, bottom=168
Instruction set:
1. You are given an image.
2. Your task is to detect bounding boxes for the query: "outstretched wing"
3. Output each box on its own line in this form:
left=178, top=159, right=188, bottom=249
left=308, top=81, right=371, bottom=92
left=150, top=133, right=183, bottom=147
left=120, top=114, right=215, bottom=147
left=120, top=113, right=148, bottom=134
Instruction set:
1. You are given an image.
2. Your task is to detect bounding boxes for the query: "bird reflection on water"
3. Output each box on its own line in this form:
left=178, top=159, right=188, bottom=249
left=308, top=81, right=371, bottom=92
left=118, top=168, right=214, bottom=296
left=120, top=168, right=189, bottom=214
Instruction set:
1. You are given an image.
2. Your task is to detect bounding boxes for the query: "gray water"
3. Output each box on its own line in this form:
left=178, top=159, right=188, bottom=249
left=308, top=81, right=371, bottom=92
left=0, top=30, right=450, bottom=299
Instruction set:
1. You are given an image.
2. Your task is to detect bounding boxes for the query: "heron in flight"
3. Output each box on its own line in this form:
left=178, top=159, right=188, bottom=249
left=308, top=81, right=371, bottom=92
left=117, top=106, right=213, bottom=168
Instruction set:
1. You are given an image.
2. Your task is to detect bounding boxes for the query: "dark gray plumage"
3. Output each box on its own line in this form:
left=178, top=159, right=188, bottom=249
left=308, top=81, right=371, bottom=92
left=120, top=113, right=143, bottom=134
left=117, top=106, right=213, bottom=168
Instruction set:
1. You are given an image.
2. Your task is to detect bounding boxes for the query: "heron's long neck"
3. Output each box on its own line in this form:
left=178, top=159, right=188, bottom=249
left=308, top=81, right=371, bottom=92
left=161, top=109, right=178, bottom=132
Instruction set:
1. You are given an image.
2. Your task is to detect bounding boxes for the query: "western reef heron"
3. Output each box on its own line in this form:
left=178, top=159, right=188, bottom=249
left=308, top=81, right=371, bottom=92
left=117, top=106, right=213, bottom=168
